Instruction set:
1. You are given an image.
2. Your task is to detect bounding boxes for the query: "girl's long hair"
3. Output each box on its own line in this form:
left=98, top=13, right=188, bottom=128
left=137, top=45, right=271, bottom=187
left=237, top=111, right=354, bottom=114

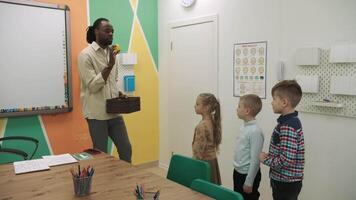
left=199, top=93, right=222, bottom=151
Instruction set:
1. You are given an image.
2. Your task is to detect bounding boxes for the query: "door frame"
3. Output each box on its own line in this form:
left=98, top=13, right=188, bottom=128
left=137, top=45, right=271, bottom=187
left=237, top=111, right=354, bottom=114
left=162, top=14, right=220, bottom=160
left=168, top=14, right=219, bottom=96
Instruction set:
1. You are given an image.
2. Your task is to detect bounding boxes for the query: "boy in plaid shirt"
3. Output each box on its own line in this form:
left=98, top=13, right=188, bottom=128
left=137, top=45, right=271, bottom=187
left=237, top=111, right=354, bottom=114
left=260, top=80, right=304, bottom=200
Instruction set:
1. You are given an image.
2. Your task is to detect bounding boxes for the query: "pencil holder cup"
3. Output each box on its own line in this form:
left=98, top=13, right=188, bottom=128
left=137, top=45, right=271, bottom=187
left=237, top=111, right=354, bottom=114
left=72, top=176, right=92, bottom=197
left=136, top=191, right=160, bottom=200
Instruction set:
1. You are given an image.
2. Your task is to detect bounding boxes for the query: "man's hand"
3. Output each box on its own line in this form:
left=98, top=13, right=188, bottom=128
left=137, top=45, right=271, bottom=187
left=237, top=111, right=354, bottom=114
left=108, top=47, right=117, bottom=68
left=243, top=184, right=253, bottom=194
left=259, top=152, right=268, bottom=163
left=119, top=91, right=128, bottom=98
left=102, top=47, right=118, bottom=82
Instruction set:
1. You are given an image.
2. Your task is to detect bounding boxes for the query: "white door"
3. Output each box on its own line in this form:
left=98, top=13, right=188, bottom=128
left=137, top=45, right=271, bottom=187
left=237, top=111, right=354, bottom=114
left=167, top=15, right=218, bottom=157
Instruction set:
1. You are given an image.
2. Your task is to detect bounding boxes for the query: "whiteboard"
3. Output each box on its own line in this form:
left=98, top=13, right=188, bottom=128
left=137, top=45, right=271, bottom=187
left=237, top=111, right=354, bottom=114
left=0, top=0, right=72, bottom=117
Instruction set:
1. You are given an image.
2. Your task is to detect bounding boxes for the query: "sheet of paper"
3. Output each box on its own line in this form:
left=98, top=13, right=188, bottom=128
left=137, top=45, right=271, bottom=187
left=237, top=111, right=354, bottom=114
left=42, top=153, right=78, bottom=167
left=13, top=159, right=50, bottom=174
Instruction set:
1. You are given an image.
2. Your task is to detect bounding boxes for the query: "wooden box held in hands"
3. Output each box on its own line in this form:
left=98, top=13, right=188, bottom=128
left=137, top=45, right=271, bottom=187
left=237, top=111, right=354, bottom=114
left=106, top=97, right=140, bottom=114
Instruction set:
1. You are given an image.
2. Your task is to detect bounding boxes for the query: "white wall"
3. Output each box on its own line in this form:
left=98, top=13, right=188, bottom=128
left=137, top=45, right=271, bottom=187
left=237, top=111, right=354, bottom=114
left=279, top=1, right=356, bottom=199
left=159, top=0, right=356, bottom=199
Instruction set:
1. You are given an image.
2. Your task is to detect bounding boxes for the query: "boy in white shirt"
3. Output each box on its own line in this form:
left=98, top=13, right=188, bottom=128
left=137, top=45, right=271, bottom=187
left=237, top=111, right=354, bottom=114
left=234, top=94, right=264, bottom=200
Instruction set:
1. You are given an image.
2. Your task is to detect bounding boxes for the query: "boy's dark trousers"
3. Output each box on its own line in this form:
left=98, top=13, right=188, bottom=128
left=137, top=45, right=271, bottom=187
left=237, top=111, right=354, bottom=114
left=270, top=179, right=302, bottom=200
left=233, top=169, right=261, bottom=200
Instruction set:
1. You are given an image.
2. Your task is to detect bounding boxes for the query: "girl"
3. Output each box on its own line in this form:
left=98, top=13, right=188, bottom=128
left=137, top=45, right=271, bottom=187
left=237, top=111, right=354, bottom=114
left=192, top=93, right=222, bottom=185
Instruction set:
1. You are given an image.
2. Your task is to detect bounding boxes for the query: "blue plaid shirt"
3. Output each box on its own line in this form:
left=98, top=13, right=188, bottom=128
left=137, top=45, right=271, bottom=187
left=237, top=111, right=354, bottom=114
left=264, top=111, right=305, bottom=182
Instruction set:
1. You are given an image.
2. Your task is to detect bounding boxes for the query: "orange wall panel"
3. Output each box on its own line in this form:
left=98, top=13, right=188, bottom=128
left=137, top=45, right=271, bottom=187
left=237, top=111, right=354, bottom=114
left=38, top=0, right=91, bottom=154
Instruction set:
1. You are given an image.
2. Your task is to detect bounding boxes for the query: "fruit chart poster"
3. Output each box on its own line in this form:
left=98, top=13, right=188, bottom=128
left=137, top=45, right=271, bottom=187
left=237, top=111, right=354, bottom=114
left=233, top=41, right=267, bottom=98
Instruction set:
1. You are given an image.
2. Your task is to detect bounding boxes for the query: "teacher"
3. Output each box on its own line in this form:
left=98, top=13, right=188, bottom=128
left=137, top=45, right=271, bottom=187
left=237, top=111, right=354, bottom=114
left=77, top=18, right=132, bottom=163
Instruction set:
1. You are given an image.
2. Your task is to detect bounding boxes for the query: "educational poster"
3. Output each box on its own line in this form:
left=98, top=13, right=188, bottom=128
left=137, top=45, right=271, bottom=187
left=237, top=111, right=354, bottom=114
left=233, top=41, right=267, bottom=98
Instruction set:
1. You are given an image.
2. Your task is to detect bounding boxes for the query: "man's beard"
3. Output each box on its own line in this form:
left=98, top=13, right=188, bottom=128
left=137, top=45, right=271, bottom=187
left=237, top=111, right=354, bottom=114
left=99, top=38, right=112, bottom=47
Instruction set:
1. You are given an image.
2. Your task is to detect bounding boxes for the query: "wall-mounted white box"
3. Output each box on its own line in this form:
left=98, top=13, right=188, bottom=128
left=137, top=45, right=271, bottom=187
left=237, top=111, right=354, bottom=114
left=329, top=44, right=356, bottom=63
left=295, top=75, right=319, bottom=93
left=119, top=53, right=137, bottom=65
left=295, top=48, right=321, bottom=66
left=330, top=76, right=356, bottom=96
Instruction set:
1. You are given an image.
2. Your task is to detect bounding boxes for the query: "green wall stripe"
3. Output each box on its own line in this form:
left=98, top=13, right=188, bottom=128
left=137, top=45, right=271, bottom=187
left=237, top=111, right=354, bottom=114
left=89, top=0, right=134, bottom=53
left=0, top=116, right=50, bottom=164
left=137, top=0, right=158, bottom=68
left=108, top=138, right=113, bottom=154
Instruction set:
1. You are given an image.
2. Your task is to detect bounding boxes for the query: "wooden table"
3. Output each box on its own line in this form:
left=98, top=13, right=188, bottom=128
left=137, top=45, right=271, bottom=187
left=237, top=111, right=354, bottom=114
left=0, top=153, right=212, bottom=200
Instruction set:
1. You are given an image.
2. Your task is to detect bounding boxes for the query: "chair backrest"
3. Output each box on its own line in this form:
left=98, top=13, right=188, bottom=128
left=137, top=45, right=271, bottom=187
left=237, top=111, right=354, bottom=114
left=191, top=179, right=244, bottom=200
left=166, top=154, right=211, bottom=187
left=0, top=136, right=39, bottom=164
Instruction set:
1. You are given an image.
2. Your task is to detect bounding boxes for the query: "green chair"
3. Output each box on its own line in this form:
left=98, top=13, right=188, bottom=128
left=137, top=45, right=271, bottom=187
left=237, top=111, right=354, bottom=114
left=167, top=154, right=211, bottom=187
left=191, top=179, right=244, bottom=200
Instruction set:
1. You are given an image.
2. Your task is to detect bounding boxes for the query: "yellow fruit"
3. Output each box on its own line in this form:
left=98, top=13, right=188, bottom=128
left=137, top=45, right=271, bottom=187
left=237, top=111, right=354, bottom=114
left=112, top=44, right=121, bottom=54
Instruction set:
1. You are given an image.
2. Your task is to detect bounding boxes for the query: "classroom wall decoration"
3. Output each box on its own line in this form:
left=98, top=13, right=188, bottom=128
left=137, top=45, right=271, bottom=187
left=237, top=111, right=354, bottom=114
left=297, top=49, right=356, bottom=118
left=233, top=41, right=267, bottom=98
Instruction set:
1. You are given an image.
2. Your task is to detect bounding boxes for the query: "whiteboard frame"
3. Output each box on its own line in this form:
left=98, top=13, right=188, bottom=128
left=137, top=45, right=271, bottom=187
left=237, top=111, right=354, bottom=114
left=0, top=0, right=72, bottom=118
